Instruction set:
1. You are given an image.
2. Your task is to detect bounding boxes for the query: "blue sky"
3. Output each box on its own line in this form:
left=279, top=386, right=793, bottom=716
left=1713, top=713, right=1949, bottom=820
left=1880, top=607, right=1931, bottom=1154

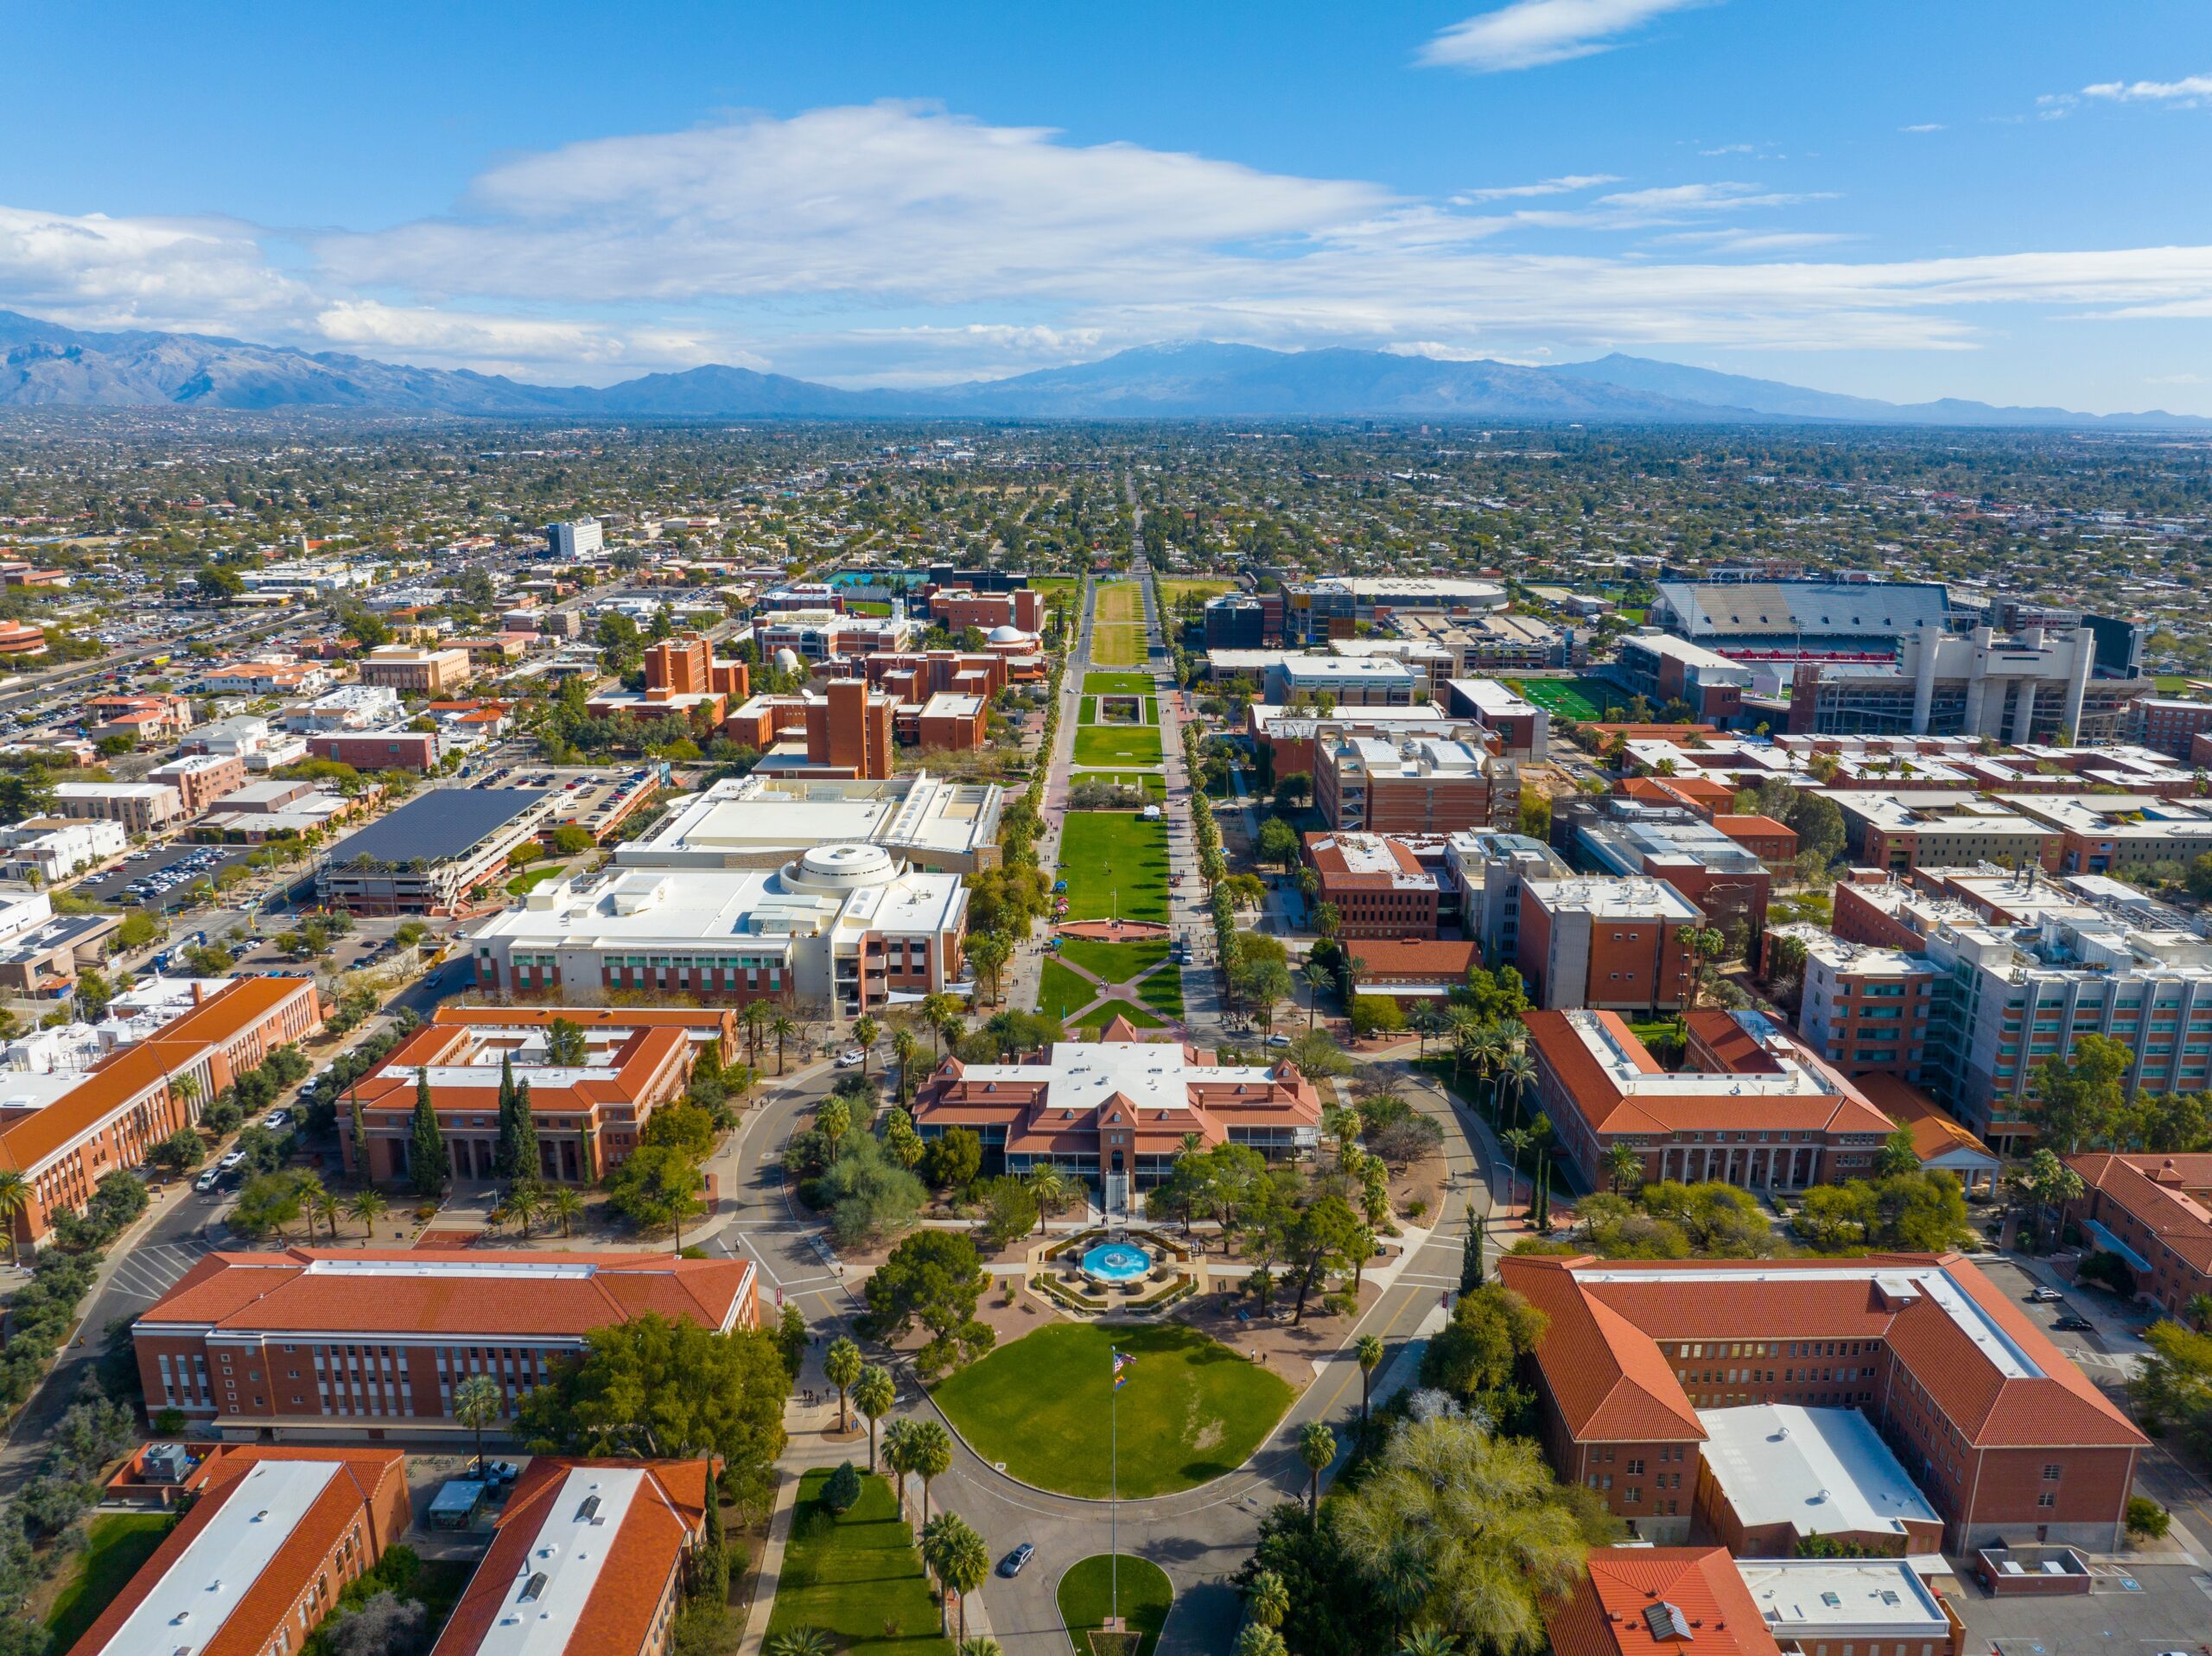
left=7, top=0, right=2212, bottom=409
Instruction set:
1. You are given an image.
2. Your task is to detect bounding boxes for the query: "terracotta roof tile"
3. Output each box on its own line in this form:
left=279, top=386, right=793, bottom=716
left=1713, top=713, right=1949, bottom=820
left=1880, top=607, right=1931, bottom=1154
left=2069, top=1152, right=2212, bottom=1274
left=1545, top=1546, right=1782, bottom=1656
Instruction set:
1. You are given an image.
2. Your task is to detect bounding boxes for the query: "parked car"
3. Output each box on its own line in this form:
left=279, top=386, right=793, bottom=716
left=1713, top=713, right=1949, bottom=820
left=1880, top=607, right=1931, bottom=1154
left=835, top=1049, right=866, bottom=1069
left=217, top=1149, right=246, bottom=1171
left=2028, top=1286, right=2064, bottom=1303
left=263, top=1109, right=292, bottom=1133
left=2052, top=1316, right=2094, bottom=1332
left=484, top=1460, right=521, bottom=1488
left=194, top=1168, right=222, bottom=1193
left=998, top=1542, right=1035, bottom=1578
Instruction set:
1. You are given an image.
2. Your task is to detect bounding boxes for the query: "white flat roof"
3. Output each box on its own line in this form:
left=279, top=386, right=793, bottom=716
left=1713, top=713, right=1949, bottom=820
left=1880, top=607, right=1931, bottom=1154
left=1737, top=1558, right=1950, bottom=1634
left=1697, top=1405, right=1940, bottom=1540
left=474, top=1465, right=645, bottom=1656
left=1523, top=874, right=1701, bottom=922
left=88, top=1457, right=341, bottom=1656
left=1562, top=1006, right=1840, bottom=1100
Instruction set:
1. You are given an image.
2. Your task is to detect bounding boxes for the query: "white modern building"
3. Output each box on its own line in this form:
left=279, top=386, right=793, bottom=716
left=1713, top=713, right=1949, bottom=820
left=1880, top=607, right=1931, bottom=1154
left=545, top=519, right=604, bottom=559
left=0, top=816, right=124, bottom=883
left=619, top=771, right=1005, bottom=874
left=469, top=847, right=969, bottom=1020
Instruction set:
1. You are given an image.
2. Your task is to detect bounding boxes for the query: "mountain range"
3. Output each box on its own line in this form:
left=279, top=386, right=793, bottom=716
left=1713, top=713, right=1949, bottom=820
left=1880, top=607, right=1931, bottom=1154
left=1, top=312, right=2203, bottom=428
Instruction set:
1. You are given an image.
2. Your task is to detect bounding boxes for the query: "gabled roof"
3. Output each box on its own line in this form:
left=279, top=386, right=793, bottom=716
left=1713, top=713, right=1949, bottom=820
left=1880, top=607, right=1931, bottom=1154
left=2069, top=1152, right=2212, bottom=1275
left=1544, top=1546, right=1782, bottom=1656
left=1500, top=1255, right=1704, bottom=1443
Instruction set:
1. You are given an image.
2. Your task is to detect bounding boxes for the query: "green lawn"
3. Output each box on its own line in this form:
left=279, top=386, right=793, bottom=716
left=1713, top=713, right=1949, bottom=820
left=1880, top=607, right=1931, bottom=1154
left=2155, top=675, right=2195, bottom=693
left=1073, top=726, right=1164, bottom=766
left=1058, top=812, right=1170, bottom=923
left=1092, top=625, right=1148, bottom=668
left=1076, top=998, right=1166, bottom=1032
left=1095, top=582, right=1142, bottom=625
left=932, top=1322, right=1293, bottom=1498
left=47, top=1513, right=172, bottom=1652
left=847, top=599, right=894, bottom=617
left=1058, top=1554, right=1175, bottom=1656
left=1136, top=964, right=1185, bottom=1021
left=1157, top=578, right=1235, bottom=606
left=1505, top=676, right=1626, bottom=721
left=1070, top=771, right=1166, bottom=799
left=1081, top=695, right=1098, bottom=724
left=1084, top=671, right=1158, bottom=695
left=766, top=1469, right=954, bottom=1656
left=1058, top=936, right=1170, bottom=981
left=1039, top=957, right=1103, bottom=1022
left=505, top=862, right=566, bottom=895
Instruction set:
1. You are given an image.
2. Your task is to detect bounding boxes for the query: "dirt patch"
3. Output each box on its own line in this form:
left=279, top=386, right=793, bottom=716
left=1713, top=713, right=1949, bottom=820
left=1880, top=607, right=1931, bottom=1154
left=1384, top=1141, right=1447, bottom=1228
left=1177, top=1274, right=1385, bottom=1388
left=1058, top=919, right=1171, bottom=942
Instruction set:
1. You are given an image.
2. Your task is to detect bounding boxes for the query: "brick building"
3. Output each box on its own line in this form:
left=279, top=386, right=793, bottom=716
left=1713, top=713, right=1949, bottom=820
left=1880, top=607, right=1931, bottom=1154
left=2132, top=696, right=2212, bottom=759
left=1302, top=832, right=1440, bottom=939
left=147, top=751, right=248, bottom=815
left=85, top=691, right=195, bottom=743
left=338, top=1009, right=708, bottom=1184
left=587, top=633, right=749, bottom=724
left=2064, top=1152, right=2212, bottom=1322
left=1499, top=1252, right=2147, bottom=1551
left=1526, top=1007, right=1896, bottom=1193
left=928, top=586, right=1044, bottom=634
left=805, top=679, right=896, bottom=779
left=1314, top=731, right=1518, bottom=835
left=307, top=729, right=443, bottom=771
left=915, top=691, right=988, bottom=753
left=430, top=1459, right=711, bottom=1656
left=63, top=1446, right=410, bottom=1656
left=134, top=1249, right=758, bottom=1438
left=1518, top=875, right=1705, bottom=1014
left=2, top=977, right=321, bottom=1249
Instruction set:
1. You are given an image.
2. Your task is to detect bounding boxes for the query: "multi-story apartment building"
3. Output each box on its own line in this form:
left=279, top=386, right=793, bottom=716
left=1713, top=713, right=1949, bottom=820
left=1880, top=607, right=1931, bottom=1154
left=1528, top=1007, right=1895, bottom=1192
left=3, top=976, right=322, bottom=1248
left=133, top=1248, right=757, bottom=1438
left=1314, top=731, right=1518, bottom=835
left=360, top=644, right=474, bottom=696
left=1804, top=872, right=2212, bottom=1146
left=1444, top=830, right=1570, bottom=967
left=1518, top=876, right=1705, bottom=1014
left=912, top=1019, right=1322, bottom=1193
left=1499, top=1252, right=2146, bottom=1551
left=430, top=1459, right=711, bottom=1656
left=2132, top=695, right=2212, bottom=759
left=64, top=1446, right=410, bottom=1656
left=545, top=518, right=603, bottom=558
left=336, top=1007, right=723, bottom=1184
left=50, top=780, right=186, bottom=835
left=84, top=691, right=195, bottom=742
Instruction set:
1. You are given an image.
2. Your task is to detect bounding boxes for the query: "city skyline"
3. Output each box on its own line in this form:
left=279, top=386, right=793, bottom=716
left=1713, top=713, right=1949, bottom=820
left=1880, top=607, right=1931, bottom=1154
left=5, top=1, right=2212, bottom=410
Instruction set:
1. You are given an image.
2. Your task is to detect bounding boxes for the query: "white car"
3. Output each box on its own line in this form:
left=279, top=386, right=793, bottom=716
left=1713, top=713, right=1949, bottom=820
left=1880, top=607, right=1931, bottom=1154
left=835, top=1049, right=867, bottom=1069
left=264, top=1109, right=292, bottom=1133
left=217, top=1149, right=246, bottom=1171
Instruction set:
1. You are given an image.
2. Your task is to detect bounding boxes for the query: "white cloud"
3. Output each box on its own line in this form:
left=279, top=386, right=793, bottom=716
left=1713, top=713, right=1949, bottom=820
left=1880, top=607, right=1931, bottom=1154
left=2082, top=74, right=2212, bottom=105
left=1900, top=123, right=1945, bottom=133
left=1451, top=174, right=1620, bottom=203
left=1420, top=0, right=1714, bottom=73
left=0, top=205, right=309, bottom=336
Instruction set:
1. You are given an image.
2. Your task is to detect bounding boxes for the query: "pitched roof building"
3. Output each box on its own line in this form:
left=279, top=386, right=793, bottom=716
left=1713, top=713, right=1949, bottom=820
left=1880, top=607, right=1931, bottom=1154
left=1497, top=1253, right=2145, bottom=1552
left=1543, top=1546, right=1782, bottom=1656
left=2064, top=1152, right=2212, bottom=1323
left=133, top=1249, right=756, bottom=1441
left=1526, top=1007, right=1897, bottom=1196
left=430, top=1459, right=710, bottom=1656
left=62, top=1445, right=410, bottom=1656
left=911, top=1019, right=1323, bottom=1190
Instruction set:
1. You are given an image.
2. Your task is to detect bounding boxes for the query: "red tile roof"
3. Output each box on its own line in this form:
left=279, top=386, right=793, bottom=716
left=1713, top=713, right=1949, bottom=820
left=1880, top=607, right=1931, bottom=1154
left=1351, top=938, right=1483, bottom=981
left=1858, top=1075, right=1997, bottom=1166
left=66, top=1446, right=404, bottom=1656
left=1501, top=1254, right=2144, bottom=1453
left=137, top=1248, right=755, bottom=1340
left=1545, top=1547, right=1781, bottom=1656
left=430, top=1459, right=708, bottom=1656
left=2068, top=1152, right=2212, bottom=1275
left=1500, top=1256, right=1704, bottom=1443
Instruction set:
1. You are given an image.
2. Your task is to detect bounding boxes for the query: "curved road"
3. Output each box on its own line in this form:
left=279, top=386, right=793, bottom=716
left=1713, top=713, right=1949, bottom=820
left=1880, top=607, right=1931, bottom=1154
left=719, top=570, right=1494, bottom=1655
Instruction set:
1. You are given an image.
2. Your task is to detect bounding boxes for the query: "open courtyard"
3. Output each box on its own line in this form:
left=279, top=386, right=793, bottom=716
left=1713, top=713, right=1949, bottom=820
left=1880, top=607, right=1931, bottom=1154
left=930, top=1322, right=1294, bottom=1500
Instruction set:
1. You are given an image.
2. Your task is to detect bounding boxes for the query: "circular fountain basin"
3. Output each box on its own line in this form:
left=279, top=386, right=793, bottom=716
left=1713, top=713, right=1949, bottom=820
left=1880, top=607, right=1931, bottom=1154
left=1081, top=1241, right=1154, bottom=1284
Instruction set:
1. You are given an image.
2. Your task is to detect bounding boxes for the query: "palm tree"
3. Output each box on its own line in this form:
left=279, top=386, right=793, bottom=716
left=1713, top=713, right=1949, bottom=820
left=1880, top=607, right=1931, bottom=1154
left=1397, top=1630, right=1460, bottom=1656
left=741, top=1001, right=769, bottom=1067
left=311, top=1189, right=341, bottom=1243
left=452, top=1373, right=503, bottom=1479
left=0, top=1171, right=29, bottom=1264
left=1499, top=1128, right=1535, bottom=1211
left=770, top=1012, right=797, bottom=1075
left=919, top=992, right=961, bottom=1056
left=892, top=1027, right=919, bottom=1105
left=766, top=1629, right=832, bottom=1656
left=506, top=1182, right=543, bottom=1239
left=548, top=1186, right=583, bottom=1237
left=823, top=1336, right=861, bottom=1433
left=1408, top=999, right=1448, bottom=1057
left=1497, top=1050, right=1536, bottom=1135
left=957, top=1640, right=1004, bottom=1656
left=346, top=1186, right=388, bottom=1242
left=930, top=1514, right=989, bottom=1642
left=2189, top=1291, right=2212, bottom=1334
left=1304, top=961, right=1333, bottom=1029
left=1024, top=1164, right=1066, bottom=1233
left=908, top=1418, right=952, bottom=1526
left=852, top=1013, right=881, bottom=1077
left=1356, top=1333, right=1385, bottom=1430
left=1605, top=1142, right=1643, bottom=1196
left=1300, top=1420, right=1337, bottom=1517
left=1247, top=1569, right=1291, bottom=1631
left=1235, top=1628, right=1288, bottom=1656
left=854, top=1365, right=895, bottom=1473
left=881, top=1418, right=918, bottom=1523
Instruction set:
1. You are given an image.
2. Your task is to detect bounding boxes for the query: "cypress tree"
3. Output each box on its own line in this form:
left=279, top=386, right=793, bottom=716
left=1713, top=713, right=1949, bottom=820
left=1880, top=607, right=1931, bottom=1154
left=512, top=1078, right=540, bottom=1183
left=494, top=1052, right=518, bottom=1180
left=578, top=1127, right=596, bottom=1186
left=349, top=1085, right=369, bottom=1181
left=410, top=1067, right=449, bottom=1197
left=1460, top=1211, right=1485, bottom=1292
left=700, top=1478, right=728, bottom=1596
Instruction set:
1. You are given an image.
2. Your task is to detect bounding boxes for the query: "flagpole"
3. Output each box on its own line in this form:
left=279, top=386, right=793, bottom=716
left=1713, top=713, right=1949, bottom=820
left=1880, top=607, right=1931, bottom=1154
left=1111, top=1360, right=1119, bottom=1627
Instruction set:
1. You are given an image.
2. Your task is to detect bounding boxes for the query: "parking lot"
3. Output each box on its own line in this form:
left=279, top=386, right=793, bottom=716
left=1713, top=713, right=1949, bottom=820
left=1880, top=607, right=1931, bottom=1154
left=77, top=841, right=259, bottom=907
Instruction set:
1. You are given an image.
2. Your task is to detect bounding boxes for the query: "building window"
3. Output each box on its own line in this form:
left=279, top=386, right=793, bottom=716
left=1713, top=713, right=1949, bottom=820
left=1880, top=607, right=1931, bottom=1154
left=2037, top=1490, right=2057, bottom=1508
left=2042, top=1463, right=2062, bottom=1481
